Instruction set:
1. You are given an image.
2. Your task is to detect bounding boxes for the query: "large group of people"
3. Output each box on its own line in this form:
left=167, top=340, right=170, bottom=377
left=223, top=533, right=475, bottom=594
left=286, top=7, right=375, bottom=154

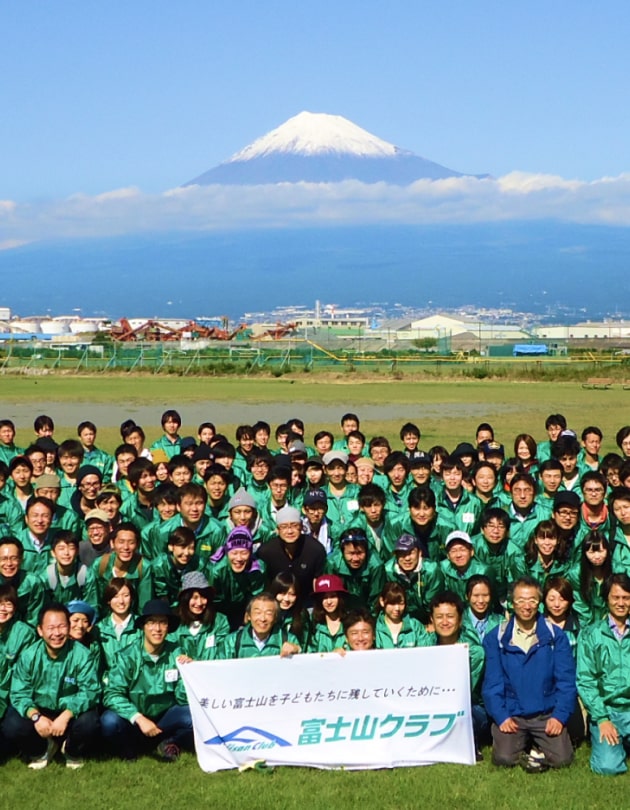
left=1, top=408, right=630, bottom=773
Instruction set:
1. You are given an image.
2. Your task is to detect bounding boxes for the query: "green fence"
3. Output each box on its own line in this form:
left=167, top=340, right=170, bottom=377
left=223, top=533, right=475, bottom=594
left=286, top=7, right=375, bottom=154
left=0, top=340, right=629, bottom=377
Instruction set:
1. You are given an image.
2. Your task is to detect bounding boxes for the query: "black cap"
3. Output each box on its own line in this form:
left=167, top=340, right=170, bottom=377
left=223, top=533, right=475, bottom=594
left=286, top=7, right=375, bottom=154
left=553, top=491, right=581, bottom=511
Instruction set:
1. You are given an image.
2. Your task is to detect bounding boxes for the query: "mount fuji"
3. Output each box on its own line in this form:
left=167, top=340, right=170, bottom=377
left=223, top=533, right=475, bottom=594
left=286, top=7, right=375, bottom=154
left=185, top=111, right=488, bottom=186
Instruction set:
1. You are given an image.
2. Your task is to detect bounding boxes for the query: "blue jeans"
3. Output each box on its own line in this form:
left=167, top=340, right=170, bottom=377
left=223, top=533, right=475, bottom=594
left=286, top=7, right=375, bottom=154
left=590, top=711, right=630, bottom=775
left=101, top=705, right=193, bottom=758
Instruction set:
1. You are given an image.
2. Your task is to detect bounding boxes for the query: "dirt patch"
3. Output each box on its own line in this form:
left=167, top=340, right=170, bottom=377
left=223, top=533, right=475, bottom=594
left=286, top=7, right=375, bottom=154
left=1, top=400, right=523, bottom=430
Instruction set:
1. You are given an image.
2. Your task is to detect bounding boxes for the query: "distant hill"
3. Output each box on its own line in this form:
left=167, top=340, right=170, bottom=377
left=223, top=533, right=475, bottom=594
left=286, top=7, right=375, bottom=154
left=185, top=111, right=489, bottom=186
left=3, top=222, right=629, bottom=319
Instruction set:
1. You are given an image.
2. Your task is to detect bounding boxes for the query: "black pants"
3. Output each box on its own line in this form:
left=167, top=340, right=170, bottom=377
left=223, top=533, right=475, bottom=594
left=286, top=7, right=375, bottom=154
left=1, top=706, right=100, bottom=759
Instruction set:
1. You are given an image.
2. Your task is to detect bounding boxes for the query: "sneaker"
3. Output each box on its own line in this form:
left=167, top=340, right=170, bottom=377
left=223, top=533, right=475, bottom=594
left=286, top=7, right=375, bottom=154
left=156, top=741, right=181, bottom=762
left=520, top=748, right=549, bottom=774
left=28, top=738, right=59, bottom=770
left=61, top=740, right=84, bottom=770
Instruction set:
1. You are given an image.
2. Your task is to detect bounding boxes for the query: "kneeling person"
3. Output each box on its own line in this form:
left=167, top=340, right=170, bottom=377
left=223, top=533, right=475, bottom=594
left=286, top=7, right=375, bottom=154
left=482, top=576, right=576, bottom=771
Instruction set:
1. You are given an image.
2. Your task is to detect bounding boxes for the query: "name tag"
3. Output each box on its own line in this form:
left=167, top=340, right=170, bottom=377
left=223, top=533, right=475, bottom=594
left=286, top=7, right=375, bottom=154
left=347, top=500, right=359, bottom=512
left=205, top=635, right=216, bottom=649
left=462, top=512, right=475, bottom=524
left=164, top=669, right=179, bottom=683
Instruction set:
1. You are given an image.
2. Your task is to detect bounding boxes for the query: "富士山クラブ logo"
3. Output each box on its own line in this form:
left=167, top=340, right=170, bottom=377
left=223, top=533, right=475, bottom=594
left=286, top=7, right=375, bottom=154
left=204, top=726, right=291, bottom=752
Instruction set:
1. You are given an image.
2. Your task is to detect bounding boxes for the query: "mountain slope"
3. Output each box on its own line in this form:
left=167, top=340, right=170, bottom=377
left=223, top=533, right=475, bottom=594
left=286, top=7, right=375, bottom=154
left=185, top=112, right=487, bottom=186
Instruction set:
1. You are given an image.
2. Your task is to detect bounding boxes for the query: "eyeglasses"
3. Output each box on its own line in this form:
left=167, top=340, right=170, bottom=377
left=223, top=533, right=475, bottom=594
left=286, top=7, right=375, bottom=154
left=556, top=509, right=579, bottom=517
left=513, top=598, right=540, bottom=607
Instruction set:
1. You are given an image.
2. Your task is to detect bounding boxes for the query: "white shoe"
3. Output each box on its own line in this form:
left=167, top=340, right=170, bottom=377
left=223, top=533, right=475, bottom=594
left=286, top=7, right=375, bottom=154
left=61, top=739, right=84, bottom=770
left=28, top=738, right=59, bottom=770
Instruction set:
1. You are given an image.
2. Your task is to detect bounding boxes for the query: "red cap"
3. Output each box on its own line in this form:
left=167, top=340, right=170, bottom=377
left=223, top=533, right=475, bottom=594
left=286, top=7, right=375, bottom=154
left=313, top=574, right=347, bottom=594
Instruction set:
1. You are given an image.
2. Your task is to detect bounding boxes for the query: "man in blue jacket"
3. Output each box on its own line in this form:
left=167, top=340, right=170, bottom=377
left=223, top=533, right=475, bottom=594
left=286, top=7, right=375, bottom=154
left=482, top=576, right=576, bottom=771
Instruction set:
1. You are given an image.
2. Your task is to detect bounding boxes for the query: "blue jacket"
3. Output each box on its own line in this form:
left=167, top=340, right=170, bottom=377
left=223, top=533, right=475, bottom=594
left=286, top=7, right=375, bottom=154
left=482, top=615, right=576, bottom=726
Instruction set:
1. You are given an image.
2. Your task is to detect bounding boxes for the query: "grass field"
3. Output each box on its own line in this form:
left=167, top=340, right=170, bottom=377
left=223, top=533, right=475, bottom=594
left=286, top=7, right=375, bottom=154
left=1, top=375, right=629, bottom=456
left=1, top=373, right=628, bottom=805
left=0, top=744, right=624, bottom=809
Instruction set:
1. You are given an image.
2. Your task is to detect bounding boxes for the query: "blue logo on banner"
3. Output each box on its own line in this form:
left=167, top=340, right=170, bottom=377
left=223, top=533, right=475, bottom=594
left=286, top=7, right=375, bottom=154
left=205, top=726, right=291, bottom=752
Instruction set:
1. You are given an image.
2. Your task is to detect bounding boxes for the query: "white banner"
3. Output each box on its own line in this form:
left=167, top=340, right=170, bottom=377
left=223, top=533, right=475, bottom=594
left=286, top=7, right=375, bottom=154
left=179, top=645, right=475, bottom=771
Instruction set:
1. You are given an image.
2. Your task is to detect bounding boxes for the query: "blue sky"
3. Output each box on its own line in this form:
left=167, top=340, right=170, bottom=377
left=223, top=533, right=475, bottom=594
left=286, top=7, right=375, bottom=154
left=2, top=1, right=630, bottom=247
left=3, top=1, right=630, bottom=199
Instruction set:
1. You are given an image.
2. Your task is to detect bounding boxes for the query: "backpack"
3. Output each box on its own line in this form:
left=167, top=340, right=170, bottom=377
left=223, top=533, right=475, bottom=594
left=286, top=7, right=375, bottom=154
left=46, top=562, right=88, bottom=592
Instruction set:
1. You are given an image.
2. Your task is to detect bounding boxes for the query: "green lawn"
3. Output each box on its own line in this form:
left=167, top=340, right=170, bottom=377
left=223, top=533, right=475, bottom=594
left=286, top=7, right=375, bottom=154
left=1, top=375, right=629, bottom=456
left=0, top=744, right=624, bottom=810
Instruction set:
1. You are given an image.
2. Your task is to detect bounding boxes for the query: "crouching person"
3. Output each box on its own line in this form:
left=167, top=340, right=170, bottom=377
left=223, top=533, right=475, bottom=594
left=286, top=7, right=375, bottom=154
left=101, top=600, right=192, bottom=761
left=3, top=603, right=100, bottom=768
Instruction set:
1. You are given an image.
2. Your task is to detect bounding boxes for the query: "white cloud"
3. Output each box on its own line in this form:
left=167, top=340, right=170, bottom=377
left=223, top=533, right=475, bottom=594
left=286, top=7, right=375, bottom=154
left=3, top=171, right=630, bottom=247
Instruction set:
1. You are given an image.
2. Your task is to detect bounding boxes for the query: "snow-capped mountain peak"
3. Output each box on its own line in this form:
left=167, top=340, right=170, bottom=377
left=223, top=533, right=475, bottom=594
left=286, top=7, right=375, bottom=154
left=226, top=111, right=403, bottom=162
left=184, top=112, right=488, bottom=186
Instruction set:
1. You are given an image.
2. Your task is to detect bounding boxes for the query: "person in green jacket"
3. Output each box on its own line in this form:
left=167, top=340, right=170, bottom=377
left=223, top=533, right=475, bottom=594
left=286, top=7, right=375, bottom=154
left=439, top=531, right=492, bottom=603
left=436, top=457, right=483, bottom=538
left=152, top=526, right=201, bottom=606
left=307, top=574, right=348, bottom=652
left=569, top=532, right=612, bottom=626
left=218, top=592, right=301, bottom=659
left=222, top=487, right=273, bottom=550
left=470, top=508, right=519, bottom=611
left=325, top=528, right=386, bottom=612
left=202, top=464, right=232, bottom=522
left=537, top=413, right=567, bottom=463
left=340, top=607, right=376, bottom=651
left=208, top=526, right=266, bottom=630
left=374, top=582, right=432, bottom=649
left=149, top=409, right=183, bottom=460
left=66, top=599, right=102, bottom=679
left=382, top=451, right=414, bottom=518
left=140, top=484, right=179, bottom=559
left=92, top=578, right=139, bottom=677
left=395, top=486, right=448, bottom=562
left=42, top=531, right=89, bottom=605
left=383, top=533, right=443, bottom=624
left=270, top=571, right=311, bottom=649
left=504, top=474, right=550, bottom=550
left=17, top=496, right=57, bottom=576
left=84, top=522, right=153, bottom=613
left=577, top=573, right=630, bottom=774
left=322, top=451, right=361, bottom=537
left=55, top=439, right=84, bottom=509
left=0, top=420, right=24, bottom=466
left=3, top=602, right=100, bottom=768
left=77, top=421, right=114, bottom=483
left=511, top=519, right=572, bottom=590
left=174, top=571, right=229, bottom=661
left=609, top=487, right=630, bottom=575
left=157, top=483, right=223, bottom=564
left=0, top=584, right=36, bottom=753
left=429, top=590, right=487, bottom=755
left=0, top=538, right=45, bottom=627
left=463, top=574, right=504, bottom=643
left=119, top=458, right=158, bottom=535
left=348, top=483, right=401, bottom=562
left=101, top=599, right=192, bottom=761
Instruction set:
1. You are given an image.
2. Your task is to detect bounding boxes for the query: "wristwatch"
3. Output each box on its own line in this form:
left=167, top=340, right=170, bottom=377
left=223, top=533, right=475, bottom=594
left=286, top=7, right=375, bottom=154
left=31, top=712, right=41, bottom=723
